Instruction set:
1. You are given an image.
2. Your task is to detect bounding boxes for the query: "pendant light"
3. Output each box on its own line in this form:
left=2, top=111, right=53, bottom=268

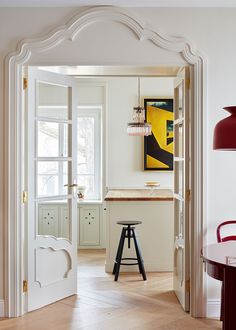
left=213, top=106, right=236, bottom=150
left=127, top=77, right=152, bottom=136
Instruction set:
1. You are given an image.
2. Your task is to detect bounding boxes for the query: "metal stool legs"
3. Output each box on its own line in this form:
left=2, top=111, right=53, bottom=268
left=112, top=227, right=126, bottom=277
left=113, top=224, right=146, bottom=281
left=131, top=228, right=147, bottom=280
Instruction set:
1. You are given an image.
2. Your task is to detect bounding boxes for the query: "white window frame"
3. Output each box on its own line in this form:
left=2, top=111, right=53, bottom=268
left=77, top=106, right=102, bottom=201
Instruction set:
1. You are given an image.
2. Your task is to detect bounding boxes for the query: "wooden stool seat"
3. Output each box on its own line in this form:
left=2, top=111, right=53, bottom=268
left=113, top=220, right=147, bottom=281
left=117, top=220, right=142, bottom=226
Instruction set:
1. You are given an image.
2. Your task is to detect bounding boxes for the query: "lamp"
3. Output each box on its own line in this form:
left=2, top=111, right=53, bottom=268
left=213, top=106, right=236, bottom=323
left=127, top=77, right=152, bottom=136
left=213, top=106, right=236, bottom=150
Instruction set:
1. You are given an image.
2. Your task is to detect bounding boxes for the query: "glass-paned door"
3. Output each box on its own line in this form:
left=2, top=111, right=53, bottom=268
left=173, top=67, right=190, bottom=312
left=26, top=67, right=78, bottom=311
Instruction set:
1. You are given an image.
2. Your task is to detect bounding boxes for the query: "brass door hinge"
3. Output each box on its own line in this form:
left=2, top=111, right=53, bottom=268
left=185, top=279, right=190, bottom=293
left=186, top=189, right=191, bottom=201
left=23, top=77, right=28, bottom=90
left=186, top=78, right=190, bottom=90
left=23, top=280, right=28, bottom=293
left=22, top=191, right=28, bottom=204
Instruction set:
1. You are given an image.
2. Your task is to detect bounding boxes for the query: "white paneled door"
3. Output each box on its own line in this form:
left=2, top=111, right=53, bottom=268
left=173, top=67, right=190, bottom=311
left=26, top=67, right=78, bottom=311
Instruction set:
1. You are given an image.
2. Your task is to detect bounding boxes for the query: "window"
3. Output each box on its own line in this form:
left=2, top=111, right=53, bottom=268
left=77, top=107, right=102, bottom=200
left=37, top=106, right=102, bottom=200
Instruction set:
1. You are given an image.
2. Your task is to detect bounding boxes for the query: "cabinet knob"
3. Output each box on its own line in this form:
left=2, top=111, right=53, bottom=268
left=104, top=208, right=107, bottom=211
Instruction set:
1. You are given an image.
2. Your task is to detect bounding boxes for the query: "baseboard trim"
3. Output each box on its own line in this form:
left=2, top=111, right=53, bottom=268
left=207, top=299, right=220, bottom=319
left=0, top=300, right=5, bottom=317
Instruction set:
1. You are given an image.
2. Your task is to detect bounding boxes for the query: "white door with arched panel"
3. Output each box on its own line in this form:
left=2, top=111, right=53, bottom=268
left=26, top=67, right=78, bottom=311
left=173, top=67, right=190, bottom=312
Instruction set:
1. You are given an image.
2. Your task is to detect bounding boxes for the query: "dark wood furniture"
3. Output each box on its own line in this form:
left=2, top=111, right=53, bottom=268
left=216, top=221, right=236, bottom=321
left=113, top=221, right=147, bottom=281
left=202, top=241, right=236, bottom=330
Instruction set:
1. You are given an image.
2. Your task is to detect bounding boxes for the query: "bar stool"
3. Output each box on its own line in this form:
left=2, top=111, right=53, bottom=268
left=113, top=220, right=147, bottom=281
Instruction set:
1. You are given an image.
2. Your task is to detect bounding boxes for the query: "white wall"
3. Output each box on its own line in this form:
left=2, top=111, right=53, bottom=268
left=107, top=77, right=174, bottom=189
left=78, top=77, right=174, bottom=191
left=1, top=7, right=236, bottom=314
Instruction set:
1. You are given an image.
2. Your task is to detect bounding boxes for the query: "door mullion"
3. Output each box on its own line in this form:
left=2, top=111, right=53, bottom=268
left=59, top=123, right=64, bottom=195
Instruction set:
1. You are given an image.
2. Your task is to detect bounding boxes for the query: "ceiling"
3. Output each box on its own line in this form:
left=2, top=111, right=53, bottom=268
left=0, top=0, right=236, bottom=7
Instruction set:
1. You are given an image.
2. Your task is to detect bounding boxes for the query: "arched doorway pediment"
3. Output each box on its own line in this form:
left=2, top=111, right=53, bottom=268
left=7, top=6, right=202, bottom=66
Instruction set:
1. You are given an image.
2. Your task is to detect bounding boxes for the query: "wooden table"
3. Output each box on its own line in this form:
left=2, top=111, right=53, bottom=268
left=202, top=241, right=236, bottom=330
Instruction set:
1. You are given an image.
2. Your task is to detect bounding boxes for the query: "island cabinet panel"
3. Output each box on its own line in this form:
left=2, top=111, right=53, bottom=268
left=105, top=200, right=174, bottom=273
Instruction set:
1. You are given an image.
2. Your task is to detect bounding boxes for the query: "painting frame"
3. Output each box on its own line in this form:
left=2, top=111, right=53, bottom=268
left=144, top=98, right=174, bottom=171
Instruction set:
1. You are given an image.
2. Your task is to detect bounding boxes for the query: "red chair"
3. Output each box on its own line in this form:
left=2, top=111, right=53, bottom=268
left=216, top=220, right=236, bottom=321
left=217, top=220, right=236, bottom=243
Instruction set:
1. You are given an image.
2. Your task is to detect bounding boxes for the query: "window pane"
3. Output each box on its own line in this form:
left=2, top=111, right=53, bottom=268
left=37, top=122, right=69, bottom=157
left=62, top=161, right=69, bottom=195
left=37, top=121, right=59, bottom=157
left=38, top=175, right=59, bottom=197
left=37, top=199, right=71, bottom=241
left=37, top=161, right=58, bottom=196
left=77, top=117, right=94, bottom=174
left=62, top=124, right=68, bottom=157
left=37, top=81, right=69, bottom=120
left=77, top=175, right=95, bottom=199
left=174, top=161, right=184, bottom=197
left=38, top=161, right=58, bottom=174
left=37, top=161, right=69, bottom=197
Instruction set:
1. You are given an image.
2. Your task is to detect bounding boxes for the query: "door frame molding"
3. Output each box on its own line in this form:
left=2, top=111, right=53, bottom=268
left=4, top=6, right=207, bottom=317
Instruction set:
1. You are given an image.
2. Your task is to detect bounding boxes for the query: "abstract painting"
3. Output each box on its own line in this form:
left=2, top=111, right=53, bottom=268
left=144, top=98, right=174, bottom=171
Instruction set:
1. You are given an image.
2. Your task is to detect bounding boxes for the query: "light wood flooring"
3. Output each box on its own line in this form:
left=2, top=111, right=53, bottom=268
left=0, top=249, right=221, bottom=330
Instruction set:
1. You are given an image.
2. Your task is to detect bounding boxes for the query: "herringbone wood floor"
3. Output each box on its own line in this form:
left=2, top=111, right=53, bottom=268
left=0, top=249, right=221, bottom=329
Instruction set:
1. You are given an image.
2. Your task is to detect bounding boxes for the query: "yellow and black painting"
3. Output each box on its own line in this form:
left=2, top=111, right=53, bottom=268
left=144, top=99, right=174, bottom=171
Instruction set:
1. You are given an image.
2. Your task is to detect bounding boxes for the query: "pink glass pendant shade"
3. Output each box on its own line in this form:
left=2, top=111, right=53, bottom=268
left=213, top=106, right=236, bottom=150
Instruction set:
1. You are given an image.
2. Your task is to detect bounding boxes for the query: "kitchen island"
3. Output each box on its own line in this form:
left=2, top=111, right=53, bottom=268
left=104, top=189, right=174, bottom=273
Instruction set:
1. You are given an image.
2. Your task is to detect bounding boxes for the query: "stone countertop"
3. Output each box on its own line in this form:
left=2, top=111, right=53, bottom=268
left=104, top=189, right=173, bottom=201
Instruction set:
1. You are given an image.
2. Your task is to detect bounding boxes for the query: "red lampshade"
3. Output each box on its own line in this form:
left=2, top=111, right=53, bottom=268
left=213, top=106, right=236, bottom=150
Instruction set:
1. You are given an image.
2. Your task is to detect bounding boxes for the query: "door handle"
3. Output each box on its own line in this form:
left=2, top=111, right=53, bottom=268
left=64, top=183, right=78, bottom=188
left=64, top=183, right=78, bottom=198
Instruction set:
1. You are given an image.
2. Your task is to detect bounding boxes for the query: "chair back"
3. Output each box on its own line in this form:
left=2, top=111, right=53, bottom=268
left=217, top=220, right=236, bottom=242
